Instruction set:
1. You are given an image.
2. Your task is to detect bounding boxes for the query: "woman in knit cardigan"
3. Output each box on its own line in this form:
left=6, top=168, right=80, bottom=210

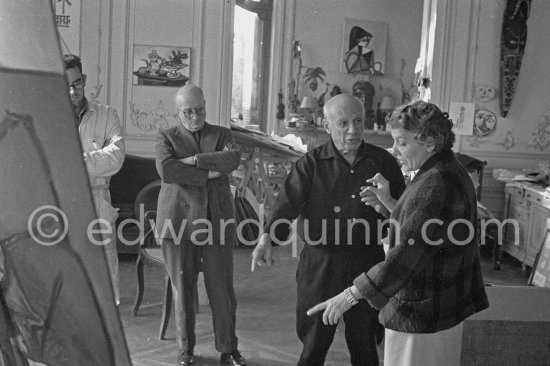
left=307, top=101, right=489, bottom=366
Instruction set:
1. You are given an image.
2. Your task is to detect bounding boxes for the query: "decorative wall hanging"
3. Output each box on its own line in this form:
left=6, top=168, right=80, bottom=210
left=527, top=111, right=550, bottom=150
left=474, top=85, right=496, bottom=102
left=499, top=129, right=516, bottom=150
left=500, top=0, right=532, bottom=117
left=341, top=18, right=388, bottom=75
left=132, top=45, right=190, bottom=87
left=128, top=100, right=179, bottom=133
left=449, top=102, right=475, bottom=135
left=474, top=109, right=497, bottom=136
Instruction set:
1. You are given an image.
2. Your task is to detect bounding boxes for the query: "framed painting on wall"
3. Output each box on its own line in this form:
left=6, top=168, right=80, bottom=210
left=132, top=45, right=190, bottom=87
left=341, top=18, right=388, bottom=75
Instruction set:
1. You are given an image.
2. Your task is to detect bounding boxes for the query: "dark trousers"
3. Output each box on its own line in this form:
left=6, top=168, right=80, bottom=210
left=296, top=246, right=382, bottom=366
left=162, top=238, right=238, bottom=353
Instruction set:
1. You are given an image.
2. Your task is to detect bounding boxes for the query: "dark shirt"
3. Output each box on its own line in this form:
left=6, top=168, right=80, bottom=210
left=266, top=139, right=406, bottom=254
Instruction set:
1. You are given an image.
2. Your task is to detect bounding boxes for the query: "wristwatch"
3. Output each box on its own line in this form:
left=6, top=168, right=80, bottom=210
left=344, top=287, right=358, bottom=306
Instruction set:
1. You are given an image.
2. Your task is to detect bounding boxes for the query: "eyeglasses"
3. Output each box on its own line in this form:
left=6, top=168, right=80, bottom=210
left=68, top=80, right=85, bottom=90
left=180, top=105, right=206, bottom=118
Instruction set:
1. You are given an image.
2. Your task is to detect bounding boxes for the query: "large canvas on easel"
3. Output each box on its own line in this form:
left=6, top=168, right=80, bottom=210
left=0, top=1, right=131, bottom=365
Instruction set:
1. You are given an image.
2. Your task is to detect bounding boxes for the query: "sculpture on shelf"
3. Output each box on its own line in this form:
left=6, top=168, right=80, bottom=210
left=330, top=85, right=342, bottom=98
left=352, top=80, right=375, bottom=129
left=317, top=83, right=331, bottom=109
left=276, top=89, right=285, bottom=120
left=288, top=41, right=302, bottom=114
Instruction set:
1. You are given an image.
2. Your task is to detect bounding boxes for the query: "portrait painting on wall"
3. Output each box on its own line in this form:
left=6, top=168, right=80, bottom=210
left=132, top=45, right=190, bottom=87
left=474, top=109, right=497, bottom=137
left=341, top=18, right=388, bottom=75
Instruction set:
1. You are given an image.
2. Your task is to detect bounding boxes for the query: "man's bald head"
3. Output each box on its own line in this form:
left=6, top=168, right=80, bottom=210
left=175, top=85, right=207, bottom=131
left=175, top=85, right=205, bottom=110
left=323, top=94, right=364, bottom=121
left=322, top=94, right=365, bottom=153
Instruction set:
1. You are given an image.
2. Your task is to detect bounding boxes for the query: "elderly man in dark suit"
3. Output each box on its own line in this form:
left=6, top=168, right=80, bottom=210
left=155, top=85, right=245, bottom=366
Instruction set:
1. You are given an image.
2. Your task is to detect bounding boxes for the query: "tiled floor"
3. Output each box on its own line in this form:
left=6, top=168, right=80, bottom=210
left=117, top=243, right=530, bottom=366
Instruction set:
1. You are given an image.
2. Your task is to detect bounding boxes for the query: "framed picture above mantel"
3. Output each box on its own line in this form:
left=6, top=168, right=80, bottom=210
left=341, top=18, right=388, bottom=76
left=125, top=45, right=191, bottom=138
left=132, top=45, right=191, bottom=87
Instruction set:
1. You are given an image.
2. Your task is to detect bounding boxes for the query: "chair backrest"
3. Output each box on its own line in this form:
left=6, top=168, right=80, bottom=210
left=134, top=179, right=161, bottom=221
left=455, top=152, right=487, bottom=202
left=134, top=179, right=162, bottom=247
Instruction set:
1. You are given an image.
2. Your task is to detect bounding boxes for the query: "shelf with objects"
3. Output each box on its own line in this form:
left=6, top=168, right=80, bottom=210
left=277, top=119, right=393, bottom=150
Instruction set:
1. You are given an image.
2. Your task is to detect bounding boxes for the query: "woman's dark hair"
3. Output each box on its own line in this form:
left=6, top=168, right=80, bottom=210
left=63, top=54, right=83, bottom=73
left=349, top=26, right=372, bottom=50
left=387, top=100, right=455, bottom=151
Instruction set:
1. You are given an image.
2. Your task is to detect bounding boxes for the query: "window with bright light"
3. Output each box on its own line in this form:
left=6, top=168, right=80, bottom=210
left=231, top=0, right=272, bottom=129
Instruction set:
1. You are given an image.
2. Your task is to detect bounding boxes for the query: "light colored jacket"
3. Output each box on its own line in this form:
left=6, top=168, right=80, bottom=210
left=78, top=99, right=125, bottom=224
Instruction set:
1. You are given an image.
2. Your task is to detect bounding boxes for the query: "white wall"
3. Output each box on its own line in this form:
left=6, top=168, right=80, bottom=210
left=79, top=0, right=232, bottom=156
left=455, top=0, right=550, bottom=168
left=291, top=0, right=424, bottom=110
left=430, top=0, right=550, bottom=217
left=78, top=0, right=549, bottom=203
left=78, top=0, right=424, bottom=155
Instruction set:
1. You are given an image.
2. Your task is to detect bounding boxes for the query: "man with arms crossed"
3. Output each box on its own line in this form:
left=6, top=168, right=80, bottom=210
left=156, top=85, right=246, bottom=366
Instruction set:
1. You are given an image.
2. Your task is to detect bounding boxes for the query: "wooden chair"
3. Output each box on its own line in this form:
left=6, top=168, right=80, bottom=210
left=129, top=180, right=174, bottom=340
left=111, top=154, right=160, bottom=254
left=130, top=179, right=202, bottom=340
left=455, top=152, right=487, bottom=201
left=455, top=153, right=501, bottom=269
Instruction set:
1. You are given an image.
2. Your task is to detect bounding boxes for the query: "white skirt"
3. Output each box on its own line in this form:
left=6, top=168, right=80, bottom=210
left=384, top=322, right=464, bottom=366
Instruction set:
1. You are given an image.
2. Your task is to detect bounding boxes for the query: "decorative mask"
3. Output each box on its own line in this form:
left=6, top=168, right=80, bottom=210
left=475, top=85, right=496, bottom=102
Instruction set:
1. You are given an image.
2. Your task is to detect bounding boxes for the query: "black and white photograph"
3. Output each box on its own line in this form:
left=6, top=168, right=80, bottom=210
left=2, top=1, right=550, bottom=365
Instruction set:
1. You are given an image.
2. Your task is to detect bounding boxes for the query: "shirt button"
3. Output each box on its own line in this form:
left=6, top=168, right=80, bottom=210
left=352, top=218, right=357, bottom=222
left=351, top=170, right=355, bottom=173
left=351, top=195, right=356, bottom=198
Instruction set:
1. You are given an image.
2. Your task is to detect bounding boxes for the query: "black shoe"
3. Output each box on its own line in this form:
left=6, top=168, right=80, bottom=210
left=178, top=350, right=194, bottom=366
left=220, top=350, right=246, bottom=366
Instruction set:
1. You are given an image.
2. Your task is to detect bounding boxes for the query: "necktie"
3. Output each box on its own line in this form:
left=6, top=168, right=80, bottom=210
left=191, top=130, right=200, bottom=146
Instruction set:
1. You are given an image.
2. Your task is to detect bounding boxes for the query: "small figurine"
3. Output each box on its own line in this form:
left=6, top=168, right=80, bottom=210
left=330, top=85, right=342, bottom=98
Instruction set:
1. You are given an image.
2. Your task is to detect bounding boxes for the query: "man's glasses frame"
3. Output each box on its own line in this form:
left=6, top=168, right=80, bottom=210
left=179, top=105, right=206, bottom=119
left=69, top=80, right=85, bottom=90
